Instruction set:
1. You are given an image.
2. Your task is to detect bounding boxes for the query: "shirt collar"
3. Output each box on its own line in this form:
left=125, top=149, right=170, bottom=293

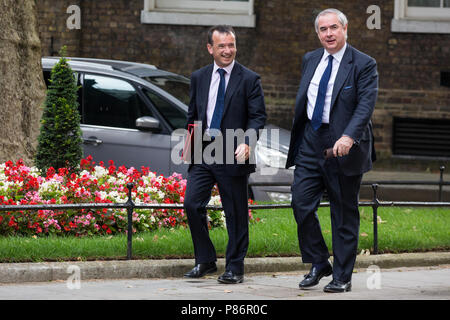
left=323, top=42, right=347, bottom=64
left=213, top=60, right=235, bottom=75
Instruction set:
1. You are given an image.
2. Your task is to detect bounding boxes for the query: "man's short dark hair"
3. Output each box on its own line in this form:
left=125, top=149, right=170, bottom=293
left=207, top=25, right=236, bottom=45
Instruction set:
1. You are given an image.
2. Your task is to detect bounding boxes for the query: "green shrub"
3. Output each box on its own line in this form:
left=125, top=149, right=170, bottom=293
left=35, top=48, right=82, bottom=172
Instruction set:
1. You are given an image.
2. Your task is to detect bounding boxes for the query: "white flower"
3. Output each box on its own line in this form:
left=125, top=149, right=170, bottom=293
left=208, top=195, right=221, bottom=206
left=29, top=166, right=41, bottom=177
left=221, top=211, right=226, bottom=228
left=147, top=186, right=157, bottom=193
left=93, top=166, right=108, bottom=178
left=79, top=170, right=90, bottom=177
left=38, top=179, right=61, bottom=195
left=97, top=191, right=107, bottom=200
left=107, top=176, right=117, bottom=184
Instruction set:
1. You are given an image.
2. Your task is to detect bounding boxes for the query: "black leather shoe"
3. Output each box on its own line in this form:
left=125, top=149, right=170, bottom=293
left=323, top=279, right=352, bottom=293
left=299, top=261, right=332, bottom=289
left=217, top=270, right=244, bottom=284
left=183, top=262, right=217, bottom=278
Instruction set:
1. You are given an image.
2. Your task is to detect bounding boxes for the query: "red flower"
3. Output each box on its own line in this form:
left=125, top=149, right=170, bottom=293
left=46, top=167, right=56, bottom=178
left=58, top=167, right=68, bottom=176
left=0, top=155, right=245, bottom=237
left=8, top=217, right=15, bottom=227
left=108, top=165, right=116, bottom=175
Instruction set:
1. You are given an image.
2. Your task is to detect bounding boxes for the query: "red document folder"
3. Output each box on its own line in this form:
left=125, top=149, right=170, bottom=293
left=181, top=123, right=198, bottom=163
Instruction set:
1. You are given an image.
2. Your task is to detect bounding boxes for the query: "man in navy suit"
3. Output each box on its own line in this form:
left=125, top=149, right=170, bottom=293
left=286, top=9, right=378, bottom=293
left=183, top=25, right=266, bottom=284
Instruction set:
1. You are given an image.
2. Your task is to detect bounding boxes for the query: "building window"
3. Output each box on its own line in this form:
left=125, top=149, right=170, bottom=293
left=392, top=117, right=450, bottom=158
left=391, top=0, right=450, bottom=33
left=141, top=0, right=255, bottom=27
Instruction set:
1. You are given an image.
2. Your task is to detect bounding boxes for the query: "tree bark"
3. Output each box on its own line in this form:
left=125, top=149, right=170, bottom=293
left=0, top=0, right=45, bottom=165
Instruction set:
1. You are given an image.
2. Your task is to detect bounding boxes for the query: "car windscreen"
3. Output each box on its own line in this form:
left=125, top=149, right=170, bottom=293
left=142, top=76, right=190, bottom=106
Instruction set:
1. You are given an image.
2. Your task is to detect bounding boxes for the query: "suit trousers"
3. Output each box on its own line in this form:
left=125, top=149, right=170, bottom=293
left=184, top=162, right=249, bottom=275
left=291, top=122, right=362, bottom=282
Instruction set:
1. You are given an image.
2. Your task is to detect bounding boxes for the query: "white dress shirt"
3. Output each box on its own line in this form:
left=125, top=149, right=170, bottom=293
left=307, top=43, right=347, bottom=124
left=206, top=60, right=235, bottom=130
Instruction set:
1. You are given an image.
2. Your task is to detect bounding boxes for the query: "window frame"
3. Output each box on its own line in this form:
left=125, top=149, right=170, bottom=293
left=81, top=72, right=157, bottom=130
left=142, top=87, right=188, bottom=130
left=154, top=0, right=252, bottom=14
left=391, top=0, right=450, bottom=33
left=141, top=0, right=255, bottom=27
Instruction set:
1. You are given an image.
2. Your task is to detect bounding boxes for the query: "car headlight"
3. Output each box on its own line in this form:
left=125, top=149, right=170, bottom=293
left=255, top=142, right=288, bottom=169
left=267, top=192, right=292, bottom=202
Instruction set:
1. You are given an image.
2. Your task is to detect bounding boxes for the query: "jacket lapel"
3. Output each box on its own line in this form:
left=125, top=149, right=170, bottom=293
left=330, top=45, right=353, bottom=110
left=222, top=62, right=243, bottom=118
left=298, top=50, right=323, bottom=101
left=199, top=64, right=213, bottom=124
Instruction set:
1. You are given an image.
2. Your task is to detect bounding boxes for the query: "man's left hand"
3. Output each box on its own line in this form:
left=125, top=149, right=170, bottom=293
left=235, top=143, right=250, bottom=162
left=333, top=136, right=354, bottom=157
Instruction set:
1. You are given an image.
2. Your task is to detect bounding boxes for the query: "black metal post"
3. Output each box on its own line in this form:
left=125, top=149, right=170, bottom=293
left=371, top=184, right=379, bottom=255
left=126, top=183, right=135, bottom=260
left=439, top=166, right=445, bottom=202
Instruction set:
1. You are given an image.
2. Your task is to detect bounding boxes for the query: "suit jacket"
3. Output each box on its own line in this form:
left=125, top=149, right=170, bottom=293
left=187, top=61, right=267, bottom=176
left=286, top=45, right=378, bottom=176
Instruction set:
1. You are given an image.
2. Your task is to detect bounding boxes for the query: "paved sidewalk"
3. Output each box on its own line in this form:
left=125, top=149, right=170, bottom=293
left=0, top=252, right=449, bottom=284
left=0, top=265, right=448, bottom=301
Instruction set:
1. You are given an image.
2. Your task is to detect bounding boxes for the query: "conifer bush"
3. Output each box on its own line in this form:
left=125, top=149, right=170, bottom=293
left=35, top=48, right=82, bottom=172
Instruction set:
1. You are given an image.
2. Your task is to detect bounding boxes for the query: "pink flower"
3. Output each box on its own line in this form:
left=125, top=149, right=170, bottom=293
left=0, top=155, right=257, bottom=237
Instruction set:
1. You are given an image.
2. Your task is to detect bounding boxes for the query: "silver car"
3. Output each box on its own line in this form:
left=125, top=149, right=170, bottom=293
left=41, top=57, right=293, bottom=201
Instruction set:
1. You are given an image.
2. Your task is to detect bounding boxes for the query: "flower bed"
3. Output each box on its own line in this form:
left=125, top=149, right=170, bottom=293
left=0, top=157, right=256, bottom=237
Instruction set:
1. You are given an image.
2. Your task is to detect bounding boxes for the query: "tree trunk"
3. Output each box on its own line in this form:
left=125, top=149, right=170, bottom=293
left=0, top=0, right=45, bottom=165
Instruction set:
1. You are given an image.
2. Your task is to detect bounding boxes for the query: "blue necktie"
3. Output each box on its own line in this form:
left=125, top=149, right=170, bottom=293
left=311, top=55, right=333, bottom=131
left=209, top=68, right=226, bottom=131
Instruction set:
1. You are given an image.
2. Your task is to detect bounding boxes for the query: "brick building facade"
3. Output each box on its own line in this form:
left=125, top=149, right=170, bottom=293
left=37, top=0, right=450, bottom=164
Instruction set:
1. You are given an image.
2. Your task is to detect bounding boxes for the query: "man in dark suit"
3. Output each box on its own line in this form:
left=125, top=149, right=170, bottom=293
left=183, top=25, right=266, bottom=284
left=286, top=8, right=378, bottom=293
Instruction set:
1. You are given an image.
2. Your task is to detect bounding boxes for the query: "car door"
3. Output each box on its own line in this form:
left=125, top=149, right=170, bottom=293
left=141, top=87, right=189, bottom=177
left=80, top=73, right=171, bottom=176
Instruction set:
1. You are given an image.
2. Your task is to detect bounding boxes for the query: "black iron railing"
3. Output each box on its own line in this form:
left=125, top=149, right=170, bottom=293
left=1, top=168, right=449, bottom=258
left=250, top=166, right=450, bottom=201
left=362, top=166, right=449, bottom=202
left=248, top=166, right=450, bottom=254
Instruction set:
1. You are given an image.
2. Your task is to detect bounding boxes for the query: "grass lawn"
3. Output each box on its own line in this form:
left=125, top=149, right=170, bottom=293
left=0, top=206, right=449, bottom=263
